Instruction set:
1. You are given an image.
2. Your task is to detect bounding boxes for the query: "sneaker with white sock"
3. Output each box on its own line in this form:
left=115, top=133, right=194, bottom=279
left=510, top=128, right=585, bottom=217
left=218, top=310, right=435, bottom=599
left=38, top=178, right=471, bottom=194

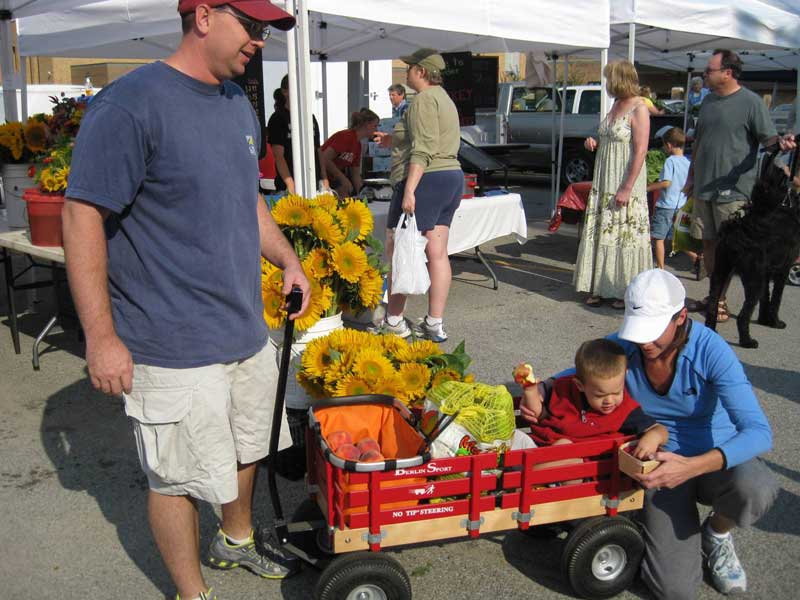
left=701, top=517, right=747, bottom=594
left=206, top=529, right=298, bottom=579
left=417, top=317, right=448, bottom=342
left=369, top=316, right=412, bottom=338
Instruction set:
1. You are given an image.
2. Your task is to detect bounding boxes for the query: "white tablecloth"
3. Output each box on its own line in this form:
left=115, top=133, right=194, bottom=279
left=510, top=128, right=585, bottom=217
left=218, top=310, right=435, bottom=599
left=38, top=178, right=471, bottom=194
left=369, top=192, right=528, bottom=254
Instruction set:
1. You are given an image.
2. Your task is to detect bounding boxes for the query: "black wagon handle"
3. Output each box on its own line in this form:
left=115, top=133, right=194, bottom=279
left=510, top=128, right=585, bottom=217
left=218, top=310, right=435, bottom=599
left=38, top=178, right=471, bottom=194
left=267, top=286, right=303, bottom=529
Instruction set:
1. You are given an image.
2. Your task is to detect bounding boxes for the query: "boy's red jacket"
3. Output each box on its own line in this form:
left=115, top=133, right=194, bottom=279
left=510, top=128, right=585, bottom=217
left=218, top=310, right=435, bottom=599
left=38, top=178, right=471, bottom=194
left=529, top=375, right=640, bottom=444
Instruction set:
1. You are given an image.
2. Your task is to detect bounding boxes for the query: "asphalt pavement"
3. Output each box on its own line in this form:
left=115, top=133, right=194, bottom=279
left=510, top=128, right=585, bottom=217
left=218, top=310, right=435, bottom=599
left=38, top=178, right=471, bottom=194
left=1, top=178, right=798, bottom=599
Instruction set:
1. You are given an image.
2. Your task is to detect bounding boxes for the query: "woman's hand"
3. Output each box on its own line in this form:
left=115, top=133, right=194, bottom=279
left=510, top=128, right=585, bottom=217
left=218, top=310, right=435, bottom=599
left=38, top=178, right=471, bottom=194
left=632, top=451, right=700, bottom=490
left=402, top=188, right=416, bottom=214
left=373, top=131, right=392, bottom=149
left=584, top=137, right=598, bottom=152
left=614, top=186, right=632, bottom=207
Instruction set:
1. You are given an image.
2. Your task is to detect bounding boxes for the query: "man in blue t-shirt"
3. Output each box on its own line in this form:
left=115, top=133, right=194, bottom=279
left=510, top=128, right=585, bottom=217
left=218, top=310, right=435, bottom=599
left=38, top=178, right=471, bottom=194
left=647, top=127, right=690, bottom=269
left=62, top=2, right=309, bottom=598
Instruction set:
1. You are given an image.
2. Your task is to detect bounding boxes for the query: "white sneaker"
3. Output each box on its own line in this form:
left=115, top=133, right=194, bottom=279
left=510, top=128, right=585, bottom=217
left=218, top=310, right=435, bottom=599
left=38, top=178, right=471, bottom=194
left=417, top=317, right=448, bottom=342
left=701, top=517, right=747, bottom=595
left=369, top=317, right=412, bottom=338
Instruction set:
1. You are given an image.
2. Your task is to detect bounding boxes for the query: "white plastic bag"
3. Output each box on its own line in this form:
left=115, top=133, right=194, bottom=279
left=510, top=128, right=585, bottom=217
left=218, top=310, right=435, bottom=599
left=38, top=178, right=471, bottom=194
left=391, top=214, right=430, bottom=295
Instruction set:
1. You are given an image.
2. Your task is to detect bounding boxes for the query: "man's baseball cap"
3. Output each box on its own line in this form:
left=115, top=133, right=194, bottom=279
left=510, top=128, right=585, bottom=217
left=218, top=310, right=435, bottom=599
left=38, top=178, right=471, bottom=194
left=618, top=269, right=686, bottom=344
left=400, top=48, right=446, bottom=76
left=177, top=1, right=296, bottom=31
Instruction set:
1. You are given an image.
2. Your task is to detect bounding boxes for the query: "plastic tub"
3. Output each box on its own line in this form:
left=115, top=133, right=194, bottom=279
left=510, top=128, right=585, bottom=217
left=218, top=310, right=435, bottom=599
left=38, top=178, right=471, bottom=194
left=22, top=188, right=65, bottom=247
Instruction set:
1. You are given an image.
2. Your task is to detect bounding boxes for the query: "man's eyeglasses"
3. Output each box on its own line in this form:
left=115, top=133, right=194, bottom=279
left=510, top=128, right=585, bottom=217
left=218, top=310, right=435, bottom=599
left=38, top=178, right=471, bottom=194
left=215, top=6, right=271, bottom=41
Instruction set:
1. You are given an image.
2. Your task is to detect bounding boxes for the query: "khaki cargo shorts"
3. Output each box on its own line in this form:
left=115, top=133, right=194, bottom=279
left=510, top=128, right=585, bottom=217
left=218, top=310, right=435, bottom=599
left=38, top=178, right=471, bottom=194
left=692, top=198, right=746, bottom=240
left=123, top=343, right=292, bottom=504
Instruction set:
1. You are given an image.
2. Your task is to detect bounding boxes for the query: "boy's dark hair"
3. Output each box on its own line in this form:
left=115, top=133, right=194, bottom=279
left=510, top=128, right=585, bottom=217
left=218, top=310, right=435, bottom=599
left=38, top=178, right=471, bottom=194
left=712, top=49, right=743, bottom=80
left=575, top=339, right=627, bottom=383
left=663, top=126, right=686, bottom=149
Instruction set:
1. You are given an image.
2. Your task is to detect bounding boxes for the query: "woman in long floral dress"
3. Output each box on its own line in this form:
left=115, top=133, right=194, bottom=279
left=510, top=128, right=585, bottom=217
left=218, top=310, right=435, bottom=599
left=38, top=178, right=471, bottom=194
left=574, top=61, right=652, bottom=308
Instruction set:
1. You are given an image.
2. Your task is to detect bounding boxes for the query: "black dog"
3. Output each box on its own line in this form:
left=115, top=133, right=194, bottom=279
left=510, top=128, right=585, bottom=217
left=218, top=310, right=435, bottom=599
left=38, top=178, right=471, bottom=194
left=706, top=155, right=800, bottom=348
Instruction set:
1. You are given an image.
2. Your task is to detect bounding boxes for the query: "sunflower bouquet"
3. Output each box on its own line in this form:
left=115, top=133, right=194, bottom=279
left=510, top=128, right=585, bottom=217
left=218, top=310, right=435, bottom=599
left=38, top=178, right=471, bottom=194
left=0, top=117, right=47, bottom=164
left=296, top=328, right=472, bottom=407
left=262, top=193, right=387, bottom=332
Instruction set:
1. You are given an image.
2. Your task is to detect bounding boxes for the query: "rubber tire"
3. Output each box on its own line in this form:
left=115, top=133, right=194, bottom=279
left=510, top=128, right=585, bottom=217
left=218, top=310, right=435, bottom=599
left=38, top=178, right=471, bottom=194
left=289, top=498, right=332, bottom=559
left=315, top=552, right=412, bottom=600
left=788, top=264, right=800, bottom=286
left=562, top=147, right=594, bottom=186
left=561, top=516, right=644, bottom=600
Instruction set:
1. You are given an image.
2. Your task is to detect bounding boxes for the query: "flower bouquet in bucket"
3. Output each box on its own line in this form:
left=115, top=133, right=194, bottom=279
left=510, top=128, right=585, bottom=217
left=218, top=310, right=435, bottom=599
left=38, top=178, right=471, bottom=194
left=261, top=193, right=387, bottom=333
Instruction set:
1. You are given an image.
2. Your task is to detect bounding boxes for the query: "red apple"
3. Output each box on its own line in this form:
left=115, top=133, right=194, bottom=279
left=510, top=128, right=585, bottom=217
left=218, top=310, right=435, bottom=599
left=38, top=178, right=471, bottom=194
left=359, top=450, right=385, bottom=462
left=327, top=430, right=353, bottom=452
left=335, top=443, right=360, bottom=460
left=356, top=437, right=381, bottom=455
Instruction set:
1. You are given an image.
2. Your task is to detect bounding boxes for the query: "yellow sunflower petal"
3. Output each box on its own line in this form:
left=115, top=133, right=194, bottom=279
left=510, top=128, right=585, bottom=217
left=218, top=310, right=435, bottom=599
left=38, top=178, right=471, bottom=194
left=272, top=195, right=312, bottom=227
left=335, top=374, right=372, bottom=397
left=311, top=208, right=345, bottom=246
left=352, top=347, right=395, bottom=382
left=398, top=363, right=432, bottom=400
left=331, top=242, right=368, bottom=283
left=337, top=199, right=374, bottom=242
left=358, top=268, right=384, bottom=309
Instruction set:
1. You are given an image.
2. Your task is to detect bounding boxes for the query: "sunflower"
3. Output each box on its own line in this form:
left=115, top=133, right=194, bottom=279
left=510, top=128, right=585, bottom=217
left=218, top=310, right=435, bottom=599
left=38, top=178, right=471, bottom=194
left=325, top=328, right=368, bottom=352
left=335, top=374, right=372, bottom=397
left=262, top=285, right=285, bottom=329
left=272, top=195, right=312, bottom=227
left=358, top=268, right=384, bottom=309
left=323, top=352, right=355, bottom=388
left=337, top=200, right=374, bottom=242
left=303, top=247, right=332, bottom=279
left=297, top=370, right=327, bottom=400
left=431, top=368, right=462, bottom=388
left=379, top=334, right=408, bottom=357
left=331, top=242, right=369, bottom=283
left=398, top=363, right=431, bottom=400
left=300, top=336, right=335, bottom=378
left=372, top=373, right=407, bottom=402
left=51, top=166, right=69, bottom=191
left=261, top=259, right=284, bottom=289
left=22, top=120, right=46, bottom=153
left=294, top=279, right=334, bottom=331
left=311, top=208, right=345, bottom=246
left=353, top=347, right=395, bottom=382
left=394, top=339, right=443, bottom=363
left=311, top=193, right=339, bottom=212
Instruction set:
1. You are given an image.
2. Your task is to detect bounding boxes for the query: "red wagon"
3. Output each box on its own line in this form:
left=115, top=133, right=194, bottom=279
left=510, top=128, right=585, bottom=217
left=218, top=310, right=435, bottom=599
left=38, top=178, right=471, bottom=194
left=265, top=291, right=654, bottom=600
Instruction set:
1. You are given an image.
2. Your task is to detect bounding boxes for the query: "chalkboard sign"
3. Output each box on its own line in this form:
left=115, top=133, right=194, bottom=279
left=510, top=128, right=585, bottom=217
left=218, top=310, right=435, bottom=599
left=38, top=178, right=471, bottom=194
left=442, top=51, right=475, bottom=126
left=233, top=47, right=267, bottom=159
left=472, top=56, right=499, bottom=110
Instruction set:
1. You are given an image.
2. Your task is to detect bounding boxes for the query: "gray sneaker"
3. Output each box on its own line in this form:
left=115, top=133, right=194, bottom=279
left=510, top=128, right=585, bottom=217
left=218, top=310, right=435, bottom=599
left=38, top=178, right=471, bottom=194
left=207, top=530, right=298, bottom=579
left=369, top=317, right=412, bottom=338
left=701, top=517, right=747, bottom=594
left=175, top=588, right=219, bottom=600
left=417, top=317, right=448, bottom=342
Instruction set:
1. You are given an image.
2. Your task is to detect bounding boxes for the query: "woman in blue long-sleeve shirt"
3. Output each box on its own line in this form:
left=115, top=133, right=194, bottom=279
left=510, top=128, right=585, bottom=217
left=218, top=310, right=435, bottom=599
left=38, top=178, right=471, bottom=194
left=521, top=269, right=777, bottom=600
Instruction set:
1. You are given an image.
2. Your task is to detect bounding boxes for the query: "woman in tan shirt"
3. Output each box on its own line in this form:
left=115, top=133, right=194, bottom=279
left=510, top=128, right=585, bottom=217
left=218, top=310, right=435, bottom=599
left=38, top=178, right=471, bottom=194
left=374, top=48, right=463, bottom=342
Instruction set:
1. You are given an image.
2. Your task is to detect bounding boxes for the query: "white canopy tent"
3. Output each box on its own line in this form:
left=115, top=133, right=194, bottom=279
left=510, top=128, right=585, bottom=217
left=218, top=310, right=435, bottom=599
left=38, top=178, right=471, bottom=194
left=17, top=0, right=612, bottom=196
left=1, top=0, right=107, bottom=121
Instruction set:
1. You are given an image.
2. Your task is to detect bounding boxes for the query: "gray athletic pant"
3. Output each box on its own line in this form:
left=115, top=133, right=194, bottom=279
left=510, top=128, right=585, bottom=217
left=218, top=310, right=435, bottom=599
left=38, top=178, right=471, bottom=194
left=639, top=458, right=778, bottom=600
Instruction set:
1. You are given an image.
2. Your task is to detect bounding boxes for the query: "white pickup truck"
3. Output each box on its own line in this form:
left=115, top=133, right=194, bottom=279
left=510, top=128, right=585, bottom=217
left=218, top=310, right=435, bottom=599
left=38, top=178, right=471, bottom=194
left=462, top=82, right=683, bottom=184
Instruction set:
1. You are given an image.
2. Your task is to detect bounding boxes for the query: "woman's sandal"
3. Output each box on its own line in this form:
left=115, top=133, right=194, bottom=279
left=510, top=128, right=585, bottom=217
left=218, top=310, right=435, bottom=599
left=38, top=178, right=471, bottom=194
left=717, top=300, right=730, bottom=323
left=585, top=295, right=603, bottom=306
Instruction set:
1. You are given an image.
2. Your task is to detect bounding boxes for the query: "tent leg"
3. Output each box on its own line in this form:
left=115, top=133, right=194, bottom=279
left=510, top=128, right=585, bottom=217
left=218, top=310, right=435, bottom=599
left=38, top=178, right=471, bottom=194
left=628, top=23, right=635, bottom=63
left=1, top=19, right=19, bottom=122
left=550, top=53, right=558, bottom=217
left=600, top=49, right=610, bottom=118
left=554, top=55, right=569, bottom=216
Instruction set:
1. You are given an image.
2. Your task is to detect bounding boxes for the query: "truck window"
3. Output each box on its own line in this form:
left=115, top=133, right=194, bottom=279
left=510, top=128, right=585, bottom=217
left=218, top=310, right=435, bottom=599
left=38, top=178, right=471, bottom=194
left=510, top=86, right=575, bottom=113
left=578, top=90, right=601, bottom=115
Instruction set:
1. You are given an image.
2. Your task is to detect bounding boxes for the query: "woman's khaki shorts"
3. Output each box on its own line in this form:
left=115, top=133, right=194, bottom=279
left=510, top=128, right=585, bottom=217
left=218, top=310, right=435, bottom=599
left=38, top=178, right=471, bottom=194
left=123, top=343, right=291, bottom=504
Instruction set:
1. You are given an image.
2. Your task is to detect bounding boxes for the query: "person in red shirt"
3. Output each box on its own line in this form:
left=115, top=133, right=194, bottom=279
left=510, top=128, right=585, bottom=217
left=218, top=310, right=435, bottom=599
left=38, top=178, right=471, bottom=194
left=321, top=108, right=379, bottom=197
left=518, top=338, right=668, bottom=478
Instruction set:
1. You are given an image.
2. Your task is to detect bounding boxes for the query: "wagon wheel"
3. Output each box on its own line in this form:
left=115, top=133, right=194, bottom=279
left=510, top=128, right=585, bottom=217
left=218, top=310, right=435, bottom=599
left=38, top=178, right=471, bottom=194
left=288, top=498, right=333, bottom=559
left=315, top=552, right=412, bottom=600
left=561, top=516, right=644, bottom=599
left=788, top=263, right=800, bottom=286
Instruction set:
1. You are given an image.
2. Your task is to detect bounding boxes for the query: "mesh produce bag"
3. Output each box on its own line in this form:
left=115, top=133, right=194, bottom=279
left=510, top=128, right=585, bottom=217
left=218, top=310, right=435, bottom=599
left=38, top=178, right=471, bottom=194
left=427, top=381, right=515, bottom=443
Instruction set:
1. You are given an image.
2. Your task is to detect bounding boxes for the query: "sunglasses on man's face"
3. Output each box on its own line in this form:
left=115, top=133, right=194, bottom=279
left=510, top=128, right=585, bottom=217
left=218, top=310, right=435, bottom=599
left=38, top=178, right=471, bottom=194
left=215, top=6, right=271, bottom=41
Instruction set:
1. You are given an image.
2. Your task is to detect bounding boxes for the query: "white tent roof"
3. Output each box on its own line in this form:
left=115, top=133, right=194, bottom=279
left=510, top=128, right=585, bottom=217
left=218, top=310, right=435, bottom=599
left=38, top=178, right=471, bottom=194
left=18, top=0, right=611, bottom=59
left=0, top=0, right=101, bottom=18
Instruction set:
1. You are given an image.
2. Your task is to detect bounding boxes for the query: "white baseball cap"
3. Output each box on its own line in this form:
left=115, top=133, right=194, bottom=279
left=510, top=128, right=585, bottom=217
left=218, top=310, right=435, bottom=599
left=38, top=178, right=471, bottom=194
left=618, top=269, right=686, bottom=344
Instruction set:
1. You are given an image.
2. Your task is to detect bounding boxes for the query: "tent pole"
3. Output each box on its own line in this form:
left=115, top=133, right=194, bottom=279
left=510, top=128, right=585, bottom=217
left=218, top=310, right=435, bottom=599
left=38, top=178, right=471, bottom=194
left=1, top=19, right=19, bottom=122
left=600, top=49, right=610, bottom=117
left=287, top=0, right=316, bottom=197
left=628, top=23, right=635, bottom=63
left=554, top=54, right=568, bottom=215
left=683, top=54, right=693, bottom=133
left=550, top=53, right=558, bottom=213
left=20, top=56, right=28, bottom=120
left=321, top=56, right=329, bottom=140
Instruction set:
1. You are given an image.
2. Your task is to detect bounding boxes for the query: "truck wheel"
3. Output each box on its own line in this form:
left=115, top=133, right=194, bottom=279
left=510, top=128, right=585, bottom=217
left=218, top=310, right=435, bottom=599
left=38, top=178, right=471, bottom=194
left=315, top=552, right=412, bottom=600
left=562, top=149, right=593, bottom=185
left=788, top=264, right=800, bottom=286
left=561, top=516, right=644, bottom=599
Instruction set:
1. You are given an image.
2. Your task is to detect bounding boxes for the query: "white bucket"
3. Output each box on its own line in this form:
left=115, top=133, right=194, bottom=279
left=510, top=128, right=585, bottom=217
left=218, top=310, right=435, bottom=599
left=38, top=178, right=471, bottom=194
left=269, top=312, right=344, bottom=410
left=1, top=164, right=34, bottom=228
